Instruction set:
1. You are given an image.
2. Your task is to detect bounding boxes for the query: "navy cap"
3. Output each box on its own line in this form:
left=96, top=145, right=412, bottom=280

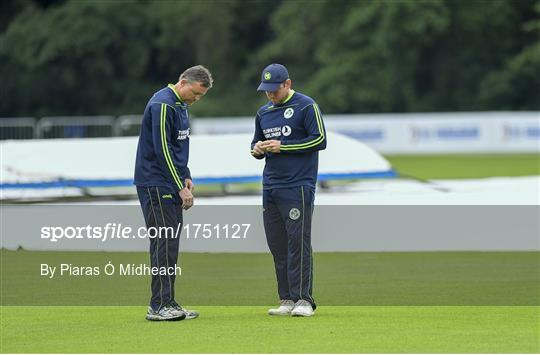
left=257, top=63, right=289, bottom=91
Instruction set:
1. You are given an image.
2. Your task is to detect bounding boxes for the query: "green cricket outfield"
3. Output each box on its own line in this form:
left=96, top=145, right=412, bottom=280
left=1, top=154, right=539, bottom=352
left=1, top=251, right=538, bottom=353
left=1, top=305, right=538, bottom=353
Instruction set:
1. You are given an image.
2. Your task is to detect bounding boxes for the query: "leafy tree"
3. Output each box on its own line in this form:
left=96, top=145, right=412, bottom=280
left=478, top=1, right=540, bottom=109
left=254, top=0, right=538, bottom=113
left=0, top=0, right=538, bottom=117
left=1, top=0, right=155, bottom=115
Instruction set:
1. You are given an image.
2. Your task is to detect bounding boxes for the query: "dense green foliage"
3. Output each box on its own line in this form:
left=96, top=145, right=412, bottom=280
left=1, top=0, right=538, bottom=117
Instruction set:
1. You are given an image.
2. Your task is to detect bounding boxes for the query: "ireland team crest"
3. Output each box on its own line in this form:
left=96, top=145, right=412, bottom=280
left=284, top=108, right=294, bottom=118
left=289, top=208, right=301, bottom=220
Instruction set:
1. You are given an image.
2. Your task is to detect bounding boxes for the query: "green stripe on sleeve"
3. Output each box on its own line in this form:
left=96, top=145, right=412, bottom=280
left=281, top=104, right=325, bottom=151
left=160, top=104, right=184, bottom=189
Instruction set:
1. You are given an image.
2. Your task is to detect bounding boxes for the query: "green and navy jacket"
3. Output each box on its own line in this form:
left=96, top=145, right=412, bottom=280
left=134, top=84, right=191, bottom=191
left=251, top=90, right=327, bottom=189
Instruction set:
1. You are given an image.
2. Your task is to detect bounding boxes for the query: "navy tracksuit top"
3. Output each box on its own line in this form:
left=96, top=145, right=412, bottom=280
left=134, top=84, right=191, bottom=191
left=251, top=90, right=327, bottom=189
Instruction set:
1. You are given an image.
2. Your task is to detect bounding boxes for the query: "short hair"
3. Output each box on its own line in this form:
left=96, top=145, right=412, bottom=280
left=179, top=65, right=213, bottom=88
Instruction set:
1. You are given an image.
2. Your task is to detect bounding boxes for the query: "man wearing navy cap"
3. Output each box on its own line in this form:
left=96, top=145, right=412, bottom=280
left=251, top=63, right=327, bottom=317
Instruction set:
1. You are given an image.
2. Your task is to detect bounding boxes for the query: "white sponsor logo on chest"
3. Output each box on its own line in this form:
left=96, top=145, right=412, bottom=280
left=262, top=127, right=281, bottom=138
left=262, top=125, right=293, bottom=139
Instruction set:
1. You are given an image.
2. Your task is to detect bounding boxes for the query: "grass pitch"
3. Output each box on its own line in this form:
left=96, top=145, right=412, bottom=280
left=2, top=250, right=538, bottom=306
left=385, top=153, right=540, bottom=179
left=1, top=250, right=539, bottom=353
left=2, top=155, right=538, bottom=352
left=1, top=306, right=538, bottom=353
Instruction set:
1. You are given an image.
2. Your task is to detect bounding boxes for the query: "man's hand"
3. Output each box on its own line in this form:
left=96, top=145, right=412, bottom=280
left=185, top=178, right=195, bottom=193
left=261, top=140, right=281, bottom=153
left=251, top=140, right=266, bottom=157
left=179, top=187, right=194, bottom=210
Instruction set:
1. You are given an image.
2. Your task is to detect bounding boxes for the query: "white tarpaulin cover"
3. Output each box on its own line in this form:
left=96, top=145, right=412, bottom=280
left=0, top=132, right=395, bottom=197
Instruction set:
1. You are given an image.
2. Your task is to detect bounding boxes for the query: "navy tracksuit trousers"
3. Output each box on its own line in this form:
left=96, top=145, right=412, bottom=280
left=137, top=186, right=182, bottom=311
left=263, top=185, right=316, bottom=309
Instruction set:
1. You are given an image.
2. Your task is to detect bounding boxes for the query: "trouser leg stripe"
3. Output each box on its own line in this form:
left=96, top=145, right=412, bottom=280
left=308, top=245, right=314, bottom=304
left=308, top=193, right=314, bottom=304
left=300, top=186, right=305, bottom=300
left=147, top=187, right=163, bottom=310
left=156, top=187, right=173, bottom=303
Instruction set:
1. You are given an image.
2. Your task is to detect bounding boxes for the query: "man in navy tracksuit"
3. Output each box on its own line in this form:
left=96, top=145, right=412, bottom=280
left=134, top=65, right=213, bottom=321
left=251, top=64, right=327, bottom=317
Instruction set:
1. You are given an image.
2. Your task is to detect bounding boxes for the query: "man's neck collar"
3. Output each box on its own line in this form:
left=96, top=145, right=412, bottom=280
left=168, top=83, right=185, bottom=104
left=279, top=89, right=295, bottom=105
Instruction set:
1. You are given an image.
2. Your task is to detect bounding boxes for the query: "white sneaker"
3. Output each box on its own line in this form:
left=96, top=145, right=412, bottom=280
left=268, top=299, right=295, bottom=316
left=291, top=299, right=314, bottom=317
